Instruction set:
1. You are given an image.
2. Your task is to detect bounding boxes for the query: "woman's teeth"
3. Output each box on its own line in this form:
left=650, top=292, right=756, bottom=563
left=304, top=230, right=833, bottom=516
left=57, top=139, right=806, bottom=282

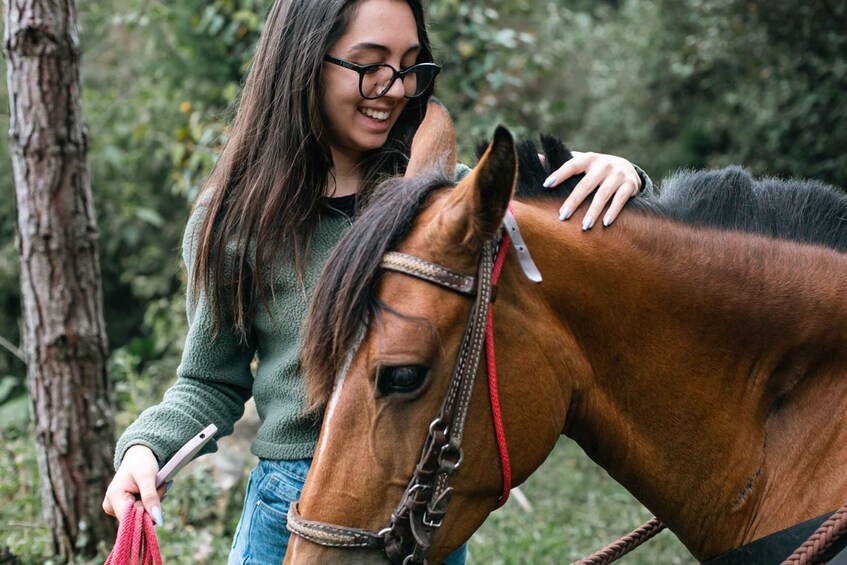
left=360, top=108, right=390, bottom=121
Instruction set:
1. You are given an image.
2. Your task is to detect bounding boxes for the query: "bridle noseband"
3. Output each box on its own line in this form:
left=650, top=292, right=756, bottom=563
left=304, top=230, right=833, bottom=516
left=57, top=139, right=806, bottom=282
left=287, top=210, right=540, bottom=564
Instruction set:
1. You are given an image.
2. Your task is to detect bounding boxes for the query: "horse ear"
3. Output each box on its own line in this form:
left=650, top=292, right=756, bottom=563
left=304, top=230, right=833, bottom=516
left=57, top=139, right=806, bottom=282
left=405, top=98, right=457, bottom=178
left=435, top=125, right=516, bottom=249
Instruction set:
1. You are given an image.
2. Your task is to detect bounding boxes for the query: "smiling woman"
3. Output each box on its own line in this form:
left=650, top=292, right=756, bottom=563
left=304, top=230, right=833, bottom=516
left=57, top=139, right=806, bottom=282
left=101, top=0, right=653, bottom=563
left=321, top=0, right=431, bottom=192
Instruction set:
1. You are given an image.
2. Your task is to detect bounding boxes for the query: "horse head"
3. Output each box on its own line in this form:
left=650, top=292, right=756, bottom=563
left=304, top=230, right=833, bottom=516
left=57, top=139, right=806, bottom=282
left=286, top=123, right=577, bottom=563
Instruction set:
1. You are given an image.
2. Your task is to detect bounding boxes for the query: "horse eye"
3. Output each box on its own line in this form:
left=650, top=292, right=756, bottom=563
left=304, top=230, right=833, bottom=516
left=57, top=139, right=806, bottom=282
left=377, top=365, right=429, bottom=395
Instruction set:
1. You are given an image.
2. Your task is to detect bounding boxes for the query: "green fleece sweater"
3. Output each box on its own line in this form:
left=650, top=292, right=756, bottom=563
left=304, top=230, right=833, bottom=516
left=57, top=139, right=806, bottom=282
left=114, top=165, right=468, bottom=468
left=114, top=162, right=652, bottom=469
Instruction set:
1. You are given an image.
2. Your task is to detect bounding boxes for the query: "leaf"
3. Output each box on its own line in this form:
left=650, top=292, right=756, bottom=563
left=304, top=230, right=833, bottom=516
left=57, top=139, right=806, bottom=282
left=0, top=376, right=20, bottom=404
left=135, top=207, right=165, bottom=228
left=0, top=393, right=30, bottom=430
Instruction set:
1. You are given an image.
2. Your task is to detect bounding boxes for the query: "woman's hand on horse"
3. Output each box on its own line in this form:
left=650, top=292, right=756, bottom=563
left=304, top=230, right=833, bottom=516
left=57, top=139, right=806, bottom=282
left=102, top=444, right=167, bottom=526
left=543, top=151, right=642, bottom=230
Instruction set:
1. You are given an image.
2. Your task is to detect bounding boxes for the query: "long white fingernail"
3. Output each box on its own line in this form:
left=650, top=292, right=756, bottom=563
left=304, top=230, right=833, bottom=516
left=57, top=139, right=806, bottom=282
left=603, top=214, right=613, bottom=227
left=582, top=216, right=594, bottom=231
left=543, top=176, right=556, bottom=188
left=559, top=206, right=571, bottom=221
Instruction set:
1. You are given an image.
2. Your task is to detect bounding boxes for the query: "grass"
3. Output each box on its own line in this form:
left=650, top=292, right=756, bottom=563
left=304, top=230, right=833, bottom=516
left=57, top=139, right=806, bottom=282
left=468, top=438, right=695, bottom=564
left=1, top=430, right=695, bottom=564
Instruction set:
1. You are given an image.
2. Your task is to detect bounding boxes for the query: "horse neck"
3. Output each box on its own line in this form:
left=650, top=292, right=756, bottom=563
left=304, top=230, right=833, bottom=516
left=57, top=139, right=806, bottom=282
left=505, top=200, right=847, bottom=559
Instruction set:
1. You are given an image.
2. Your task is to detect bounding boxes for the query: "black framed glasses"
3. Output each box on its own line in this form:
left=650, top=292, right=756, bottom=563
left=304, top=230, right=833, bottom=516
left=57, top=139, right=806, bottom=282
left=323, top=54, right=441, bottom=100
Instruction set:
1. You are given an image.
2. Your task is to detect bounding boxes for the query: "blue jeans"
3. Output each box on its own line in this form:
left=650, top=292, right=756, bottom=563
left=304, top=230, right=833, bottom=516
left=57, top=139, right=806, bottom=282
left=228, top=458, right=468, bottom=564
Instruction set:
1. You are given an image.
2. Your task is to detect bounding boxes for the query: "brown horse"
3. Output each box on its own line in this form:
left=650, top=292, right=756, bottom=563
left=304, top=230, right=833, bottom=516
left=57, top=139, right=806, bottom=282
left=286, top=122, right=847, bottom=563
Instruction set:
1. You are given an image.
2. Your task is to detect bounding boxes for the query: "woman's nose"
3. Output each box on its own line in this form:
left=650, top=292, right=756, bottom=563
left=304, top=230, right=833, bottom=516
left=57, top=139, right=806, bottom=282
left=382, top=74, right=407, bottom=100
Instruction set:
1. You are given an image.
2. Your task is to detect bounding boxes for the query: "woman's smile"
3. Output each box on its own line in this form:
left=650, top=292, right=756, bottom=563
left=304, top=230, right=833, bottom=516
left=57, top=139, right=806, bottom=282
left=358, top=107, right=392, bottom=122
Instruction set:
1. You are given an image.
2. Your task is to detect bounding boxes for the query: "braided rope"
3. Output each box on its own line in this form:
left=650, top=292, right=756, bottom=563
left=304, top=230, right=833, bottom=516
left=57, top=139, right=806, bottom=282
left=781, top=505, right=847, bottom=565
left=570, top=518, right=666, bottom=565
left=104, top=504, right=162, bottom=565
left=486, top=234, right=512, bottom=508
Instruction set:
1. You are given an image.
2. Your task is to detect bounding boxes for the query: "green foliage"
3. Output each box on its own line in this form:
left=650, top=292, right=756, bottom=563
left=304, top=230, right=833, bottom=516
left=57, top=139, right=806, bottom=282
left=0, top=429, right=239, bottom=564
left=429, top=0, right=847, bottom=187
left=570, top=0, right=847, bottom=182
left=0, top=56, right=24, bottom=404
left=0, top=432, right=52, bottom=563
left=0, top=381, right=28, bottom=431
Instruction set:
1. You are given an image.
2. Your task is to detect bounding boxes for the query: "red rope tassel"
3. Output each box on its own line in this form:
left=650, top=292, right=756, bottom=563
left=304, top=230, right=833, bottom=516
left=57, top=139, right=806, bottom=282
left=104, top=504, right=163, bottom=565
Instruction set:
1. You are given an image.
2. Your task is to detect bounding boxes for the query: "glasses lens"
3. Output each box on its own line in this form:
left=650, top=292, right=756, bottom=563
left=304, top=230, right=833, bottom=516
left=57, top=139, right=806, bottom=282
left=359, top=64, right=440, bottom=99
left=361, top=65, right=395, bottom=99
left=404, top=65, right=438, bottom=98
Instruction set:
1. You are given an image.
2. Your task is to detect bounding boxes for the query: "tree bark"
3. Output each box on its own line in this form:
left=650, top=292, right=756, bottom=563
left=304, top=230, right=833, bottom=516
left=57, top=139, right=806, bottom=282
left=3, top=0, right=116, bottom=559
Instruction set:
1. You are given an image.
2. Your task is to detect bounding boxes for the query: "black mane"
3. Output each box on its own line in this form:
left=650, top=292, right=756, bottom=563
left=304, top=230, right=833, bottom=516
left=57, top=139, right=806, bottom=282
left=657, top=167, right=847, bottom=251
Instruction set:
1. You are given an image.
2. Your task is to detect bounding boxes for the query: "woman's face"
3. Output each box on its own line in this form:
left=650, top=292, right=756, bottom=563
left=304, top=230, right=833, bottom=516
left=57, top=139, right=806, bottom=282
left=322, top=0, right=420, bottom=164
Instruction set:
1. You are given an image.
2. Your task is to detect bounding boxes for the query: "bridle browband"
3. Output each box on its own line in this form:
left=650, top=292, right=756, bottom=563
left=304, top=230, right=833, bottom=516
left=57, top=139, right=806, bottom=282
left=287, top=209, right=540, bottom=564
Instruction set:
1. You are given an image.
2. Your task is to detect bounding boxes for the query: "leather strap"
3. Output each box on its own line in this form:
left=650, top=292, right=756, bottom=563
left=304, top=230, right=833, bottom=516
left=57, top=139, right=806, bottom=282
left=384, top=239, right=498, bottom=563
left=287, top=503, right=386, bottom=550
left=382, top=252, right=477, bottom=296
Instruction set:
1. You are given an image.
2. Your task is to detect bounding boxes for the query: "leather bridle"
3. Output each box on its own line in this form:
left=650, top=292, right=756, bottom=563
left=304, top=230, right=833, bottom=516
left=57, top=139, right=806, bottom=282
left=287, top=209, right=540, bottom=564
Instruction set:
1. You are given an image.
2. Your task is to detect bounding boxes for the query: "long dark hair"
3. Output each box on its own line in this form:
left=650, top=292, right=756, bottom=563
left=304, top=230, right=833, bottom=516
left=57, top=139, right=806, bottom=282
left=192, top=0, right=435, bottom=335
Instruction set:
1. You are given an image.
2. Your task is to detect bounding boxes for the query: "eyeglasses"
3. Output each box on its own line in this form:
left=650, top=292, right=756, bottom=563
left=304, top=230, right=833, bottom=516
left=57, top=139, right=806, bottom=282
left=323, top=54, right=440, bottom=100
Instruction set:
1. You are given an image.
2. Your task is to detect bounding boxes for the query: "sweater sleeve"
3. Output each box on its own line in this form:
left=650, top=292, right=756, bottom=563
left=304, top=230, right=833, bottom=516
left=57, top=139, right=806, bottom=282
left=633, top=163, right=654, bottom=195
left=455, top=162, right=472, bottom=181
left=113, top=198, right=256, bottom=470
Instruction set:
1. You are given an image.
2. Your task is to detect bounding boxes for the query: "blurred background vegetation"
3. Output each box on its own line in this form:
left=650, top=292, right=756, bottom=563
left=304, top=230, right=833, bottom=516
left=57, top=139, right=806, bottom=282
left=1, top=0, right=844, bottom=562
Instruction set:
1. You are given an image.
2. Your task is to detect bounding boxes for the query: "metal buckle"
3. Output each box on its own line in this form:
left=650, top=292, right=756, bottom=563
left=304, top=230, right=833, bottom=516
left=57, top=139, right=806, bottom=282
left=406, top=483, right=432, bottom=503
left=428, top=418, right=448, bottom=436
left=422, top=512, right=443, bottom=528
left=437, top=443, right=463, bottom=472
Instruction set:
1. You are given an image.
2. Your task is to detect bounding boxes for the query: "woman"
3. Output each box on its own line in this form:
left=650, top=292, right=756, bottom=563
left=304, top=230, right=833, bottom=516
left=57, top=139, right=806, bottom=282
left=102, top=0, right=649, bottom=563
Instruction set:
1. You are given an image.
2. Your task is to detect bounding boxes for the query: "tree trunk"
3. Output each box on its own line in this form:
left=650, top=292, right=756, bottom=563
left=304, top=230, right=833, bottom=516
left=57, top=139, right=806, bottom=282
left=3, top=0, right=116, bottom=559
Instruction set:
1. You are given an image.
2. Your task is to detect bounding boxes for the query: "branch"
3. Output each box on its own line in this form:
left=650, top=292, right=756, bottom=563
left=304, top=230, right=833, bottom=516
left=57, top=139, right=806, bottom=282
left=0, top=335, right=25, bottom=363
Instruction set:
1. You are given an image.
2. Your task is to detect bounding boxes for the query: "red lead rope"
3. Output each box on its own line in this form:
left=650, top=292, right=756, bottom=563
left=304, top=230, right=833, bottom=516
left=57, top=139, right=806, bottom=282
left=487, top=231, right=513, bottom=508
left=104, top=504, right=163, bottom=565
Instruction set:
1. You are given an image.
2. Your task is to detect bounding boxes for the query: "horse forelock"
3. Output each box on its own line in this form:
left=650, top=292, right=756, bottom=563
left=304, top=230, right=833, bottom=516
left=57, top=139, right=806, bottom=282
left=301, top=167, right=455, bottom=410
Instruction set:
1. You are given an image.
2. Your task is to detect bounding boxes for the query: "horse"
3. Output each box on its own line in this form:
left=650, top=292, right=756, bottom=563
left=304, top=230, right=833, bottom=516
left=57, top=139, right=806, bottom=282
left=285, top=109, right=847, bottom=563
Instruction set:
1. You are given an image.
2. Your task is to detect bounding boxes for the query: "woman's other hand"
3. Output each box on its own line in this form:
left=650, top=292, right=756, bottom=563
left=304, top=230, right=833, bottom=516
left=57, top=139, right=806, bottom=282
left=543, top=151, right=642, bottom=230
left=102, top=444, right=167, bottom=526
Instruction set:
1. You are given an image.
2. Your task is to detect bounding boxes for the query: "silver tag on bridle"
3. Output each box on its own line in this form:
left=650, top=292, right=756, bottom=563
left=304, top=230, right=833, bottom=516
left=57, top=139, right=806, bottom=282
left=503, top=210, right=542, bottom=283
